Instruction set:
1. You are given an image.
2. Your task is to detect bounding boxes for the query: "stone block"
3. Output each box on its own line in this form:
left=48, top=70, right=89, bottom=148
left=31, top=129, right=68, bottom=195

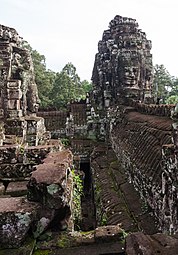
left=0, top=163, right=34, bottom=178
left=25, top=116, right=46, bottom=146
left=42, top=149, right=73, bottom=166
left=0, top=197, right=39, bottom=248
left=94, top=225, right=124, bottom=243
left=7, top=80, right=21, bottom=89
left=0, top=182, right=5, bottom=195
left=6, top=109, right=22, bottom=118
left=27, top=150, right=73, bottom=210
left=7, top=88, right=22, bottom=100
left=25, top=116, right=46, bottom=135
left=126, top=232, right=178, bottom=255
left=0, top=108, right=4, bottom=118
left=27, top=164, right=69, bottom=209
left=0, top=145, right=18, bottom=164
left=4, top=118, right=26, bottom=137
left=32, top=207, right=56, bottom=238
left=7, top=99, right=21, bottom=110
left=5, top=181, right=28, bottom=196
left=24, top=145, right=57, bottom=164
left=26, top=134, right=39, bottom=146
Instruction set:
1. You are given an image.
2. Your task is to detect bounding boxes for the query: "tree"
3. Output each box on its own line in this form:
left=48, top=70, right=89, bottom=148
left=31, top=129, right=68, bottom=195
left=166, top=95, right=178, bottom=104
left=51, top=71, right=74, bottom=108
left=153, top=64, right=173, bottom=103
left=31, top=50, right=56, bottom=108
left=22, top=41, right=55, bottom=108
left=81, top=80, right=92, bottom=94
left=169, top=77, right=178, bottom=96
left=22, top=42, right=92, bottom=109
left=51, top=63, right=92, bottom=109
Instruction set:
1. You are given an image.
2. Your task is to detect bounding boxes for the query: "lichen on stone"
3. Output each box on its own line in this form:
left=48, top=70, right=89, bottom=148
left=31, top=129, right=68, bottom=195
left=47, top=184, right=60, bottom=195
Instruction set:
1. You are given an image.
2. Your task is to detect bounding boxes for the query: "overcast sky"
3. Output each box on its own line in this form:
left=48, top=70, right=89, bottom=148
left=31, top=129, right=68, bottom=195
left=1, top=0, right=178, bottom=81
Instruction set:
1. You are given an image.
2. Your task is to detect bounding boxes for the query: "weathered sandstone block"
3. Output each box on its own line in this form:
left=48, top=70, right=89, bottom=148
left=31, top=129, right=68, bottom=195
left=0, top=197, right=39, bottom=248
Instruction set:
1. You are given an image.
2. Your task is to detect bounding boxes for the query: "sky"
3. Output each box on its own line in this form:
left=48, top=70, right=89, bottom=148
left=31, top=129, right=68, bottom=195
left=0, top=0, right=178, bottom=81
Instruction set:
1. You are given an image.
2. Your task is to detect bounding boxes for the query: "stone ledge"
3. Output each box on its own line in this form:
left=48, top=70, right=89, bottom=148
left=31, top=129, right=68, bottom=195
left=94, top=225, right=123, bottom=243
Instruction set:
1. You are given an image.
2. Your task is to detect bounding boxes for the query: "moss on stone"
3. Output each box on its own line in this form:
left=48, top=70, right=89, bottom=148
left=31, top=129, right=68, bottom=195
left=33, top=250, right=52, bottom=255
left=79, top=230, right=94, bottom=236
left=110, top=160, right=119, bottom=169
left=57, top=233, right=71, bottom=248
left=0, top=237, right=36, bottom=255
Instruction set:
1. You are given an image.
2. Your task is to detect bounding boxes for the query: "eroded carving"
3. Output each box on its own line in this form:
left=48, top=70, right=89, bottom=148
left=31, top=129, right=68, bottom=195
left=91, top=15, right=153, bottom=107
left=0, top=25, right=40, bottom=118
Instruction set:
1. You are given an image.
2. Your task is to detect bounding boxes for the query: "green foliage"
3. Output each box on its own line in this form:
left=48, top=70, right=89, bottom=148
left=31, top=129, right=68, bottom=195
left=166, top=95, right=178, bottom=104
left=51, top=63, right=92, bottom=109
left=57, top=233, right=71, bottom=248
left=33, top=250, right=52, bottom=255
left=71, top=169, right=83, bottom=229
left=51, top=70, right=75, bottom=109
left=22, top=40, right=55, bottom=109
left=101, top=212, right=108, bottom=226
left=169, top=77, right=178, bottom=97
left=94, top=180, right=108, bottom=226
left=22, top=41, right=92, bottom=109
left=81, top=80, right=92, bottom=93
left=32, top=50, right=55, bottom=108
left=153, top=64, right=173, bottom=102
left=61, top=138, right=70, bottom=147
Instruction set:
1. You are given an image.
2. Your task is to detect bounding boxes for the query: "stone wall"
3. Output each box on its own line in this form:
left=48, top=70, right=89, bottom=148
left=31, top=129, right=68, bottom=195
left=38, top=110, right=68, bottom=131
left=128, top=99, right=175, bottom=117
left=90, top=15, right=178, bottom=235
left=109, top=105, right=176, bottom=233
left=38, top=102, right=87, bottom=137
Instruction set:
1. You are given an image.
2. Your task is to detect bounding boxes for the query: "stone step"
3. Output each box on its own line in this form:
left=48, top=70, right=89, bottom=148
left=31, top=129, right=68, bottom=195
left=5, top=181, right=28, bottom=197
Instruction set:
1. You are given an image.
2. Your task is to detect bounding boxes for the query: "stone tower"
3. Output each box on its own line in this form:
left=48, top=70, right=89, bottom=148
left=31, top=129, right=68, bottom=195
left=0, top=24, right=46, bottom=145
left=91, top=15, right=153, bottom=108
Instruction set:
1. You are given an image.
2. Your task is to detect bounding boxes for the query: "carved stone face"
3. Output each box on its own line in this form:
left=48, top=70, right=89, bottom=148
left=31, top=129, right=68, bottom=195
left=121, top=64, right=139, bottom=87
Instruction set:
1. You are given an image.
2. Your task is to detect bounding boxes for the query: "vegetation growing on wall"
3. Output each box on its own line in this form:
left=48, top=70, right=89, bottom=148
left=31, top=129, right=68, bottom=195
left=93, top=179, right=108, bottom=226
left=71, top=169, right=83, bottom=230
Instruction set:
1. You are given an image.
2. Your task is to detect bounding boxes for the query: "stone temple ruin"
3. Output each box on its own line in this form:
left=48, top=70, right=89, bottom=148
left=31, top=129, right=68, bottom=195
left=0, top=24, right=46, bottom=146
left=1, top=16, right=178, bottom=255
left=91, top=15, right=153, bottom=106
left=0, top=25, right=74, bottom=251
